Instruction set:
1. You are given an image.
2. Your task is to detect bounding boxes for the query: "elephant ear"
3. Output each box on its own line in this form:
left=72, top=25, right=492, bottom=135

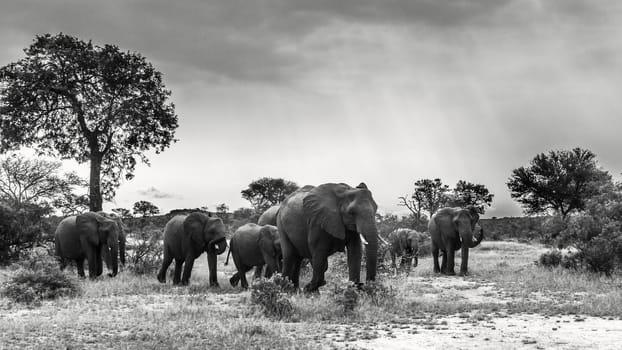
left=257, top=226, right=277, bottom=258
left=184, top=213, right=207, bottom=247
left=303, top=183, right=347, bottom=240
left=466, top=206, right=480, bottom=227
left=76, top=213, right=100, bottom=245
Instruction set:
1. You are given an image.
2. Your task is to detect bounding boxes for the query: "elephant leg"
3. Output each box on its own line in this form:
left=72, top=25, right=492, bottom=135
left=157, top=250, right=174, bottom=283
left=290, top=257, right=303, bottom=288
left=173, top=259, right=183, bottom=285
left=229, top=272, right=240, bottom=287
left=207, top=252, right=219, bottom=287
left=305, top=247, right=330, bottom=293
left=181, top=257, right=195, bottom=285
left=403, top=257, right=413, bottom=275
left=253, top=265, right=264, bottom=279
left=413, top=256, right=418, bottom=268
left=432, top=244, right=441, bottom=273
left=440, top=251, right=448, bottom=274
left=390, top=253, right=398, bottom=275
left=76, top=258, right=86, bottom=278
left=95, top=248, right=103, bottom=277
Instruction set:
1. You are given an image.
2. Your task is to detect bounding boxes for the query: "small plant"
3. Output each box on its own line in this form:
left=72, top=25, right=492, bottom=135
left=359, top=281, right=397, bottom=307
left=581, top=237, right=618, bottom=276
left=126, top=225, right=163, bottom=275
left=333, top=283, right=359, bottom=315
left=561, top=251, right=582, bottom=270
left=1, top=248, right=81, bottom=306
left=537, top=249, right=562, bottom=268
left=250, top=273, right=294, bottom=319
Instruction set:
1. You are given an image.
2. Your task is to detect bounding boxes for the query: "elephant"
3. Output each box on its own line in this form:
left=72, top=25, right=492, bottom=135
left=428, top=206, right=484, bottom=276
left=225, top=223, right=282, bottom=289
left=257, top=205, right=279, bottom=226
left=96, top=211, right=126, bottom=271
left=386, top=228, right=420, bottom=275
left=157, top=212, right=228, bottom=286
left=54, top=212, right=122, bottom=279
left=277, top=183, right=380, bottom=292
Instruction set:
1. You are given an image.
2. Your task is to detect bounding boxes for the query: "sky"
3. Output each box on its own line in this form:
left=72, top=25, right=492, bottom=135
left=1, top=0, right=622, bottom=218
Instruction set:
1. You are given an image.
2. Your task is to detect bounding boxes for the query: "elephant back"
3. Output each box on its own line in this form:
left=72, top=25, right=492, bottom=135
left=54, top=216, right=83, bottom=259
left=258, top=206, right=279, bottom=226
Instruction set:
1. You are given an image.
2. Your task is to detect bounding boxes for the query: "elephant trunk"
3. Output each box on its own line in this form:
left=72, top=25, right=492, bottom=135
left=358, top=219, right=378, bottom=282
left=468, top=226, right=484, bottom=248
left=107, top=239, right=119, bottom=277
left=208, top=236, right=227, bottom=255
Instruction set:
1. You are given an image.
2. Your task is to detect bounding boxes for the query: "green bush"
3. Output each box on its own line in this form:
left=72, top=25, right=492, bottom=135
left=359, top=281, right=397, bottom=307
left=333, top=283, right=359, bottom=315
left=0, top=203, right=51, bottom=264
left=537, top=250, right=562, bottom=268
left=126, top=225, right=163, bottom=275
left=250, top=274, right=294, bottom=319
left=1, top=248, right=81, bottom=306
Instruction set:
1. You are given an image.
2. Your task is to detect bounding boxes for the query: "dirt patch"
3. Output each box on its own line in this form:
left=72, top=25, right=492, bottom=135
left=335, top=315, right=622, bottom=349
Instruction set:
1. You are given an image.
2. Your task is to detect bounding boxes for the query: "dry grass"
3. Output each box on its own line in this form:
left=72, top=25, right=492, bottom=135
left=1, top=240, right=621, bottom=349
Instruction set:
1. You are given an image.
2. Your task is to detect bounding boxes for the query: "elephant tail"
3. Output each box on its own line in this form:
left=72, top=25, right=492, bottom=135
left=224, top=246, right=231, bottom=266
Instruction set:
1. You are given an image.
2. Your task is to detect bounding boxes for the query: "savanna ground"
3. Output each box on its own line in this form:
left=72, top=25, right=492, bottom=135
left=1, top=241, right=622, bottom=349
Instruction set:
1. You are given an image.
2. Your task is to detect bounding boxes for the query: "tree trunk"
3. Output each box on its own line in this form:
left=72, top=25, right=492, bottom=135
left=89, top=154, right=103, bottom=212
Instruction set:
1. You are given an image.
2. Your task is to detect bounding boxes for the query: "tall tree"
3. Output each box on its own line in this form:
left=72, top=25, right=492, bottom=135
left=0, top=33, right=178, bottom=211
left=507, top=148, right=611, bottom=218
left=241, top=177, right=299, bottom=212
left=408, top=178, right=451, bottom=218
left=450, top=180, right=494, bottom=214
left=133, top=200, right=160, bottom=217
left=0, top=153, right=86, bottom=210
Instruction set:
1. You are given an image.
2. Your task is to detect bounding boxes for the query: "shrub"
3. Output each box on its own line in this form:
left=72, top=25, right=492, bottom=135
left=581, top=236, right=620, bottom=276
left=561, top=251, right=582, bottom=270
left=537, top=250, right=562, bottom=268
left=1, top=248, right=81, bottom=306
left=0, top=203, right=51, bottom=264
left=333, top=283, right=359, bottom=315
left=250, top=274, right=294, bottom=319
left=126, top=225, right=163, bottom=275
left=359, top=281, right=397, bottom=307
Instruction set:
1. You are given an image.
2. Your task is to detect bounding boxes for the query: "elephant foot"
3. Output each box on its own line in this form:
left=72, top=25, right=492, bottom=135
left=303, top=282, right=320, bottom=294
left=229, top=276, right=239, bottom=287
left=107, top=273, right=114, bottom=278
left=459, top=271, right=469, bottom=277
left=443, top=270, right=456, bottom=276
left=180, top=280, right=189, bottom=286
left=157, top=275, right=166, bottom=283
left=210, top=280, right=220, bottom=288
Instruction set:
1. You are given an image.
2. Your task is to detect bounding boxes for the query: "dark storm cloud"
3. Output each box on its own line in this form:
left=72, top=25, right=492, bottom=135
left=0, top=0, right=550, bottom=84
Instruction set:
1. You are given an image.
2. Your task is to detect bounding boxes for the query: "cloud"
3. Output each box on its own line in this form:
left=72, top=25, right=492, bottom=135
left=137, top=187, right=178, bottom=199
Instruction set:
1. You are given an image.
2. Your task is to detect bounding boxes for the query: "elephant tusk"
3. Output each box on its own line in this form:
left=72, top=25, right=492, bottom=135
left=378, top=235, right=389, bottom=246
left=359, top=233, right=369, bottom=245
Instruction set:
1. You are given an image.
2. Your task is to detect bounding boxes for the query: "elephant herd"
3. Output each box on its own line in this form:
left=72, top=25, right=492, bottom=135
left=53, top=182, right=484, bottom=292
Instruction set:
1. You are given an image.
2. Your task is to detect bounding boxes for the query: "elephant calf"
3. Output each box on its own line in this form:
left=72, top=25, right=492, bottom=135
left=386, top=228, right=420, bottom=275
left=157, top=213, right=228, bottom=286
left=226, top=223, right=282, bottom=289
left=55, top=212, right=122, bottom=279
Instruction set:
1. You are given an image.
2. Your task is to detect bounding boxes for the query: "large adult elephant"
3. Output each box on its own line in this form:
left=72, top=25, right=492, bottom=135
left=386, top=228, right=420, bottom=275
left=257, top=205, right=279, bottom=226
left=55, top=212, right=122, bottom=279
left=157, top=213, right=228, bottom=286
left=428, top=207, right=484, bottom=276
left=277, top=183, right=380, bottom=292
left=225, top=223, right=282, bottom=289
left=96, top=211, right=126, bottom=271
